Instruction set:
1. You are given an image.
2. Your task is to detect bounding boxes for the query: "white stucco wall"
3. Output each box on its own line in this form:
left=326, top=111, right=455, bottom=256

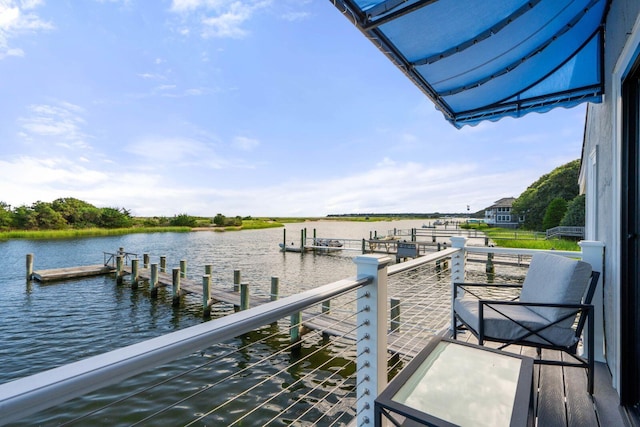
left=583, top=0, right=640, bottom=391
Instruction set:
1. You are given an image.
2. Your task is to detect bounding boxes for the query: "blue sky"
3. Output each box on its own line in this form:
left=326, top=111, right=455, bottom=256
left=0, top=0, right=586, bottom=217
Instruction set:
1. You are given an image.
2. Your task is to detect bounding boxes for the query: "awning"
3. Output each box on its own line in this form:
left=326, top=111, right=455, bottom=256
left=330, top=0, right=609, bottom=128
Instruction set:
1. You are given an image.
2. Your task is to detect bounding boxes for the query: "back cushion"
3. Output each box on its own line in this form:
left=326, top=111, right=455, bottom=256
left=519, top=252, right=592, bottom=323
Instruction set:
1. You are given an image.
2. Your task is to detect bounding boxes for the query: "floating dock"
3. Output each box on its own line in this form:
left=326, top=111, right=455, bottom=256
left=31, top=265, right=115, bottom=282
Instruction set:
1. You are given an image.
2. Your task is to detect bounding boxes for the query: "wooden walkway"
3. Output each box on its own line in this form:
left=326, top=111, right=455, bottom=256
left=121, top=265, right=271, bottom=308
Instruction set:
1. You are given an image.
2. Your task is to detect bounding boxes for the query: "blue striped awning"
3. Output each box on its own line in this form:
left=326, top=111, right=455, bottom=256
left=330, top=0, right=608, bottom=128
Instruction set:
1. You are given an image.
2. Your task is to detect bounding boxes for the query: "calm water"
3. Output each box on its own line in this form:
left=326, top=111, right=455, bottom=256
left=1, top=220, right=455, bottom=426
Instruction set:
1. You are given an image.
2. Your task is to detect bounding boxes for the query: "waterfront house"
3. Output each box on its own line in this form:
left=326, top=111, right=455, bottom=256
left=483, top=197, right=521, bottom=228
left=330, top=0, right=640, bottom=422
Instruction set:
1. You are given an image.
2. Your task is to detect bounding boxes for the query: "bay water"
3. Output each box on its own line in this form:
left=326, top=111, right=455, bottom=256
left=1, top=220, right=445, bottom=426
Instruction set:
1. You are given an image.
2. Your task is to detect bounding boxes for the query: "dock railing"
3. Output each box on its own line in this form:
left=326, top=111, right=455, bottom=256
left=0, top=239, right=604, bottom=425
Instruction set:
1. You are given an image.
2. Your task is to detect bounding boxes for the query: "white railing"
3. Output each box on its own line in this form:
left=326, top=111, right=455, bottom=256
left=0, top=240, right=604, bottom=426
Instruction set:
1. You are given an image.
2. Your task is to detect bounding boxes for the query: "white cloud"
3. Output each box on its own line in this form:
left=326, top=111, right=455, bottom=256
left=280, top=11, right=309, bottom=22
left=169, top=0, right=272, bottom=39
left=0, top=0, right=52, bottom=59
left=233, top=135, right=259, bottom=151
left=19, top=102, right=92, bottom=149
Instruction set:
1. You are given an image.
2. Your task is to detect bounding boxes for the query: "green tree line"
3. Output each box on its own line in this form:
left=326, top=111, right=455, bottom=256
left=512, top=159, right=585, bottom=231
left=0, top=198, right=204, bottom=231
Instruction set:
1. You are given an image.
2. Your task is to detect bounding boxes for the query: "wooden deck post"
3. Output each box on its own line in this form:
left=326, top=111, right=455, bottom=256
left=172, top=268, right=181, bottom=307
left=180, top=260, right=187, bottom=278
left=300, top=229, right=304, bottom=253
left=233, top=269, right=241, bottom=292
left=322, top=299, right=330, bottom=314
left=131, top=259, right=139, bottom=289
left=270, top=277, right=279, bottom=301
left=143, top=253, right=149, bottom=268
left=282, top=229, right=286, bottom=252
left=26, top=254, right=33, bottom=281
left=202, top=274, right=212, bottom=317
left=290, top=311, right=302, bottom=347
left=240, top=283, right=249, bottom=310
left=486, top=252, right=495, bottom=274
left=160, top=256, right=166, bottom=273
left=390, top=298, right=401, bottom=332
left=116, top=255, right=124, bottom=285
left=150, top=263, right=158, bottom=297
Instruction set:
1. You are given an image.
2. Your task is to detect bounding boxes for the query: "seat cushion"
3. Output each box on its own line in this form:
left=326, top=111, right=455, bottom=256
left=454, top=297, right=578, bottom=347
left=519, top=252, right=592, bottom=326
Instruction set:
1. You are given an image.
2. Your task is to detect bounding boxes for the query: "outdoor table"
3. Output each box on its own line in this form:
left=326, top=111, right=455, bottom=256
left=375, top=337, right=534, bottom=426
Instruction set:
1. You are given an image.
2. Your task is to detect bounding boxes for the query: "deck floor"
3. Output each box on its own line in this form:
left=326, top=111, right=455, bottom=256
left=455, top=330, right=627, bottom=427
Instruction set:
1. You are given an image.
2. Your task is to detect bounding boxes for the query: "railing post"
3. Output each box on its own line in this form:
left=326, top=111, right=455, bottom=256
left=579, top=240, right=605, bottom=362
left=450, top=237, right=467, bottom=333
left=354, top=254, right=392, bottom=426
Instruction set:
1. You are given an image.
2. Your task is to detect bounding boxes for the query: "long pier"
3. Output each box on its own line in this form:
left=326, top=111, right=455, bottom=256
left=26, top=250, right=434, bottom=355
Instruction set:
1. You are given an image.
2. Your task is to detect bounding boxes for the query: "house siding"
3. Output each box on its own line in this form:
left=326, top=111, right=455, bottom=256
left=583, top=0, right=640, bottom=393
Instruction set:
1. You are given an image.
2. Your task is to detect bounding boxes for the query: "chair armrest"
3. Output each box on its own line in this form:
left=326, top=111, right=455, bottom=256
left=454, top=282, right=522, bottom=299
left=478, top=300, right=592, bottom=310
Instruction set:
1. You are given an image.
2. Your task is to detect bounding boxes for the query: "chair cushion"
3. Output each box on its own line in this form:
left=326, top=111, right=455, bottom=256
left=454, top=297, right=578, bottom=347
left=519, top=252, right=592, bottom=326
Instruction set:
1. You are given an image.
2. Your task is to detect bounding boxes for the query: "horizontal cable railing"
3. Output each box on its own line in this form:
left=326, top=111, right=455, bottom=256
left=0, top=272, right=372, bottom=425
left=2, top=239, right=604, bottom=426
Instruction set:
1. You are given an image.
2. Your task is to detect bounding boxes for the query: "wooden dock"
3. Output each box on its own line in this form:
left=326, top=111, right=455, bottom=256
left=31, top=265, right=115, bottom=282
left=121, top=265, right=271, bottom=308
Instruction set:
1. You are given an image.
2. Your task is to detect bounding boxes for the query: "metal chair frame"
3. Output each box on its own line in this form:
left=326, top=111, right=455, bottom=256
left=453, top=271, right=600, bottom=394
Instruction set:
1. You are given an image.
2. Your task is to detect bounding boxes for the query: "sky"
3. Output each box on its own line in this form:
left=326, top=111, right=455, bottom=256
left=0, top=0, right=587, bottom=217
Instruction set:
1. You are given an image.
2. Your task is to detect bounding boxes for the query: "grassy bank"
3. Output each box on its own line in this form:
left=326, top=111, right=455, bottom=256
left=0, top=226, right=192, bottom=240
left=463, top=225, right=581, bottom=251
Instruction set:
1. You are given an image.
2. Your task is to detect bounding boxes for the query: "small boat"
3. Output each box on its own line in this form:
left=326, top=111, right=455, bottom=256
left=315, top=239, right=344, bottom=248
left=422, top=223, right=435, bottom=229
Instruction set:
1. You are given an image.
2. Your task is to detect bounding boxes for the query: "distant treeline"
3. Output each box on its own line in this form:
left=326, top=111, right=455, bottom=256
left=0, top=198, right=207, bottom=231
left=327, top=213, right=474, bottom=219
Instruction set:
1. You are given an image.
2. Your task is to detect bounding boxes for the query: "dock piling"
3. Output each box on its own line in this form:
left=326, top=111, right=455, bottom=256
left=205, top=264, right=213, bottom=276
left=116, top=255, right=124, bottom=285
left=203, top=274, right=212, bottom=317
left=143, top=253, right=149, bottom=268
left=290, top=312, right=302, bottom=348
left=180, top=260, right=187, bottom=278
left=233, top=269, right=241, bottom=292
left=240, top=283, right=249, bottom=310
left=131, top=259, right=139, bottom=289
left=270, top=277, right=279, bottom=301
left=160, top=256, right=166, bottom=273
left=150, top=263, right=158, bottom=297
left=26, top=254, right=33, bottom=281
left=172, top=268, right=181, bottom=307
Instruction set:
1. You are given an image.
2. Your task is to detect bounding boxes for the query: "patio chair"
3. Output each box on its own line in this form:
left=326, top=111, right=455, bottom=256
left=452, top=252, right=600, bottom=394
